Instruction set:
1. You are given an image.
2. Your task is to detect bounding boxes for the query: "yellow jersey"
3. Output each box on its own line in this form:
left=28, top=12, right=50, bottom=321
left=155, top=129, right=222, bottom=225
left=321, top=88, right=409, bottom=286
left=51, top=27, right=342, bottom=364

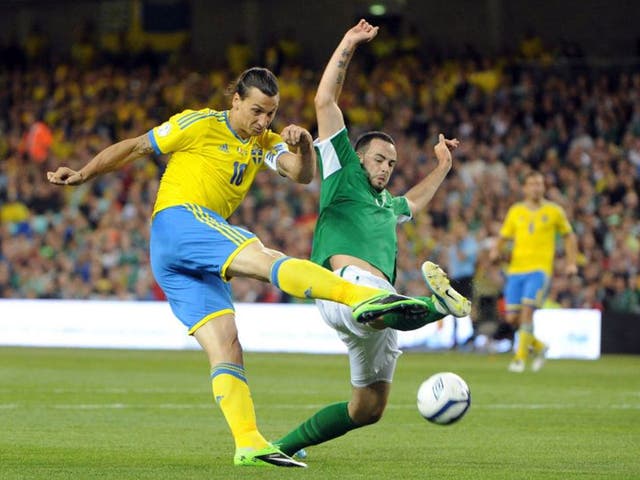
left=499, top=201, right=573, bottom=275
left=148, top=108, right=288, bottom=218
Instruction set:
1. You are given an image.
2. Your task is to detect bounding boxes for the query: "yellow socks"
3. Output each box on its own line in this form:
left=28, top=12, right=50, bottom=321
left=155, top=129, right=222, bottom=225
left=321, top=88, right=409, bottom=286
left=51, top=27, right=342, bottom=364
left=270, top=257, right=382, bottom=307
left=515, top=323, right=542, bottom=362
left=531, top=337, right=546, bottom=352
left=211, top=363, right=268, bottom=450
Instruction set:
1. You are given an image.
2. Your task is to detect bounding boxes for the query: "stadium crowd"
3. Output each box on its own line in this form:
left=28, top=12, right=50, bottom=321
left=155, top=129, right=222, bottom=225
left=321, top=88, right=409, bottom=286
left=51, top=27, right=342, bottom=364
left=1, top=29, right=639, bottom=334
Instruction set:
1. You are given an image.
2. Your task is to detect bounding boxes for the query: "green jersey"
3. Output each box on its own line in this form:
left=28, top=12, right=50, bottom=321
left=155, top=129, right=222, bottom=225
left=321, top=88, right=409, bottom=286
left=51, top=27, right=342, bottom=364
left=311, top=128, right=411, bottom=284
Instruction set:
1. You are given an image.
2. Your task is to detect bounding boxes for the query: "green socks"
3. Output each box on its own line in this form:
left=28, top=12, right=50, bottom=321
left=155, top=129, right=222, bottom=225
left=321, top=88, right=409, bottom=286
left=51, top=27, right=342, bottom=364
left=275, top=402, right=357, bottom=456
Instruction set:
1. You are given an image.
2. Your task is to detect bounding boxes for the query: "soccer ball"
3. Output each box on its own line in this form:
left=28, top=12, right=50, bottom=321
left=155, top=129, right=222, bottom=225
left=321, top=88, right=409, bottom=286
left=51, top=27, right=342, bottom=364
left=416, top=372, right=471, bottom=425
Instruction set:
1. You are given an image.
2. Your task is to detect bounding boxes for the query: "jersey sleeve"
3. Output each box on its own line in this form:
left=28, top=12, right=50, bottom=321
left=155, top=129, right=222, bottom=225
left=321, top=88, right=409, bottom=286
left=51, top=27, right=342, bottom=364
left=500, top=205, right=517, bottom=238
left=313, top=127, right=360, bottom=180
left=393, top=196, right=412, bottom=224
left=148, top=109, right=202, bottom=155
left=261, top=130, right=290, bottom=172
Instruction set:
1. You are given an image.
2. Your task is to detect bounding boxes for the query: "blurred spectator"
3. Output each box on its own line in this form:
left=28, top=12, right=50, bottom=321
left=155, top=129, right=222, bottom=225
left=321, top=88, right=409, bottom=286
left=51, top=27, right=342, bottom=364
left=606, top=274, right=640, bottom=313
left=226, top=35, right=253, bottom=75
left=18, top=111, right=53, bottom=164
left=0, top=35, right=638, bottom=316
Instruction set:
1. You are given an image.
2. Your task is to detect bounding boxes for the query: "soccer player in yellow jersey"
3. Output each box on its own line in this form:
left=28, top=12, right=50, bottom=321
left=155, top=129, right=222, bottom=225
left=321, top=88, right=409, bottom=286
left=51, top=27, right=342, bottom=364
left=47, top=67, right=429, bottom=468
left=490, top=171, right=577, bottom=372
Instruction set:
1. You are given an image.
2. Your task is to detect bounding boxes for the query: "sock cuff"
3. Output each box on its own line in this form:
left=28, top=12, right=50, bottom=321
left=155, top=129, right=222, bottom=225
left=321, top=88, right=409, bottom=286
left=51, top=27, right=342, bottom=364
left=210, top=362, right=247, bottom=383
left=336, top=401, right=357, bottom=428
left=270, top=256, right=292, bottom=287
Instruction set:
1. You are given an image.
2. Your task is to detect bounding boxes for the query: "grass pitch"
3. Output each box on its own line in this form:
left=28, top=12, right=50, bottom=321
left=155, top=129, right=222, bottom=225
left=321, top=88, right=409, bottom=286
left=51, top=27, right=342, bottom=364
left=1, top=347, right=639, bottom=479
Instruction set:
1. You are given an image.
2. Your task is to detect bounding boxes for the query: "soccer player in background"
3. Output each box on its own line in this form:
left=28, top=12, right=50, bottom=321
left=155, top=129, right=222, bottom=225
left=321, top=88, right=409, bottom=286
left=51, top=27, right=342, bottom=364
left=490, top=171, right=578, bottom=372
left=274, top=20, right=471, bottom=458
left=46, top=67, right=431, bottom=468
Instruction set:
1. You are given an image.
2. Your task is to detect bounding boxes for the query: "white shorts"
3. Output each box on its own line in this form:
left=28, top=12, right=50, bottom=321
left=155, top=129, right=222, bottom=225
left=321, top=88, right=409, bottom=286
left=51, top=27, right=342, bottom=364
left=316, top=265, right=401, bottom=387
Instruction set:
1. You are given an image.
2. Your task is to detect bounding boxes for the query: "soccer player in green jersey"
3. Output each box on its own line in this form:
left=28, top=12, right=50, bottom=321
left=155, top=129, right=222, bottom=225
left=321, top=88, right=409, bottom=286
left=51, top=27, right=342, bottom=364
left=274, top=20, right=471, bottom=459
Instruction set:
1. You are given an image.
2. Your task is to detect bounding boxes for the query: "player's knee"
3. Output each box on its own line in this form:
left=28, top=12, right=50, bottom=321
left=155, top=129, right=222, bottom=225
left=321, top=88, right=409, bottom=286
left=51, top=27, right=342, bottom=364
left=360, top=409, right=384, bottom=426
left=351, top=403, right=386, bottom=426
left=264, top=247, right=286, bottom=260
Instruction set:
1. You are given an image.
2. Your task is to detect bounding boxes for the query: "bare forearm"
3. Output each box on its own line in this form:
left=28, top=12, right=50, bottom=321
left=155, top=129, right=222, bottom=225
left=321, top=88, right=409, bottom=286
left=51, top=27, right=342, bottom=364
left=80, top=136, right=150, bottom=180
left=405, top=163, right=451, bottom=214
left=316, top=37, right=357, bottom=106
left=297, top=140, right=317, bottom=183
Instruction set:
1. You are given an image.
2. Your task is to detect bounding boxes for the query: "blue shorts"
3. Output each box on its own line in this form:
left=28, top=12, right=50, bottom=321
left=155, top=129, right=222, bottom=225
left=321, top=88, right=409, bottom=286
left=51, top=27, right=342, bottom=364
left=150, top=203, right=257, bottom=333
left=504, top=271, right=549, bottom=314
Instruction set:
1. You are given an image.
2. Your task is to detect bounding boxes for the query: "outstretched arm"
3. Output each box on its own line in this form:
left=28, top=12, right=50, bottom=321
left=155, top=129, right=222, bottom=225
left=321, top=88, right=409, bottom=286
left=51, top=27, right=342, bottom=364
left=47, top=134, right=153, bottom=185
left=315, top=19, right=378, bottom=140
left=404, top=134, right=459, bottom=215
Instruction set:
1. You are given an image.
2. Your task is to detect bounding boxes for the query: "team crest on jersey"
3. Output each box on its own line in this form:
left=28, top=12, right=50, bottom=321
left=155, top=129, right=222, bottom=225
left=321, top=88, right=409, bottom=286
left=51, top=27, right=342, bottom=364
left=157, top=122, right=171, bottom=137
left=251, top=146, right=263, bottom=165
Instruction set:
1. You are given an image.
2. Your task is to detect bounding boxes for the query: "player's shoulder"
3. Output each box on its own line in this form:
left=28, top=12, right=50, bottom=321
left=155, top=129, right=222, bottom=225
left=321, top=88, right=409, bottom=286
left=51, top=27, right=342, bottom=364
left=313, top=126, right=349, bottom=147
left=508, top=201, right=527, bottom=213
left=171, top=108, right=222, bottom=131
left=541, top=200, right=566, bottom=214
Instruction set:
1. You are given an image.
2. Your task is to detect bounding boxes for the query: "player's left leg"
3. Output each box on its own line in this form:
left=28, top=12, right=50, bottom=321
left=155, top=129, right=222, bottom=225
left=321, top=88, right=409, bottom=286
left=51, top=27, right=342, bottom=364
left=227, top=243, right=430, bottom=321
left=513, top=271, right=549, bottom=371
left=503, top=273, right=525, bottom=372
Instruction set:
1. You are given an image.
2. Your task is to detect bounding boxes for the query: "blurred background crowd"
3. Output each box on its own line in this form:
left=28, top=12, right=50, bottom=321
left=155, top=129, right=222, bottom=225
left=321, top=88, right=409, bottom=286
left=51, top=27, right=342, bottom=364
left=1, top=21, right=639, bottom=340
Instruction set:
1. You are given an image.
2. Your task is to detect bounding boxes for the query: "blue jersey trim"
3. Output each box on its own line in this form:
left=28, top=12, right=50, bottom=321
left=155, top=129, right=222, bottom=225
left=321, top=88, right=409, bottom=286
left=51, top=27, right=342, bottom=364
left=148, top=130, right=162, bottom=155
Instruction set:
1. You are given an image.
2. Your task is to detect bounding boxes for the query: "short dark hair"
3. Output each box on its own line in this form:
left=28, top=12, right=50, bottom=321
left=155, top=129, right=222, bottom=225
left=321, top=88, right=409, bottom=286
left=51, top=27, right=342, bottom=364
left=354, top=131, right=395, bottom=153
left=522, top=170, right=543, bottom=184
left=229, top=67, right=279, bottom=99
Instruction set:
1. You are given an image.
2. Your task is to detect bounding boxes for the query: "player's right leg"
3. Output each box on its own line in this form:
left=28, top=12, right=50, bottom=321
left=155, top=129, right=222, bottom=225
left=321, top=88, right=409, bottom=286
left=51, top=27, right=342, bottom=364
left=226, top=243, right=430, bottom=323
left=194, top=320, right=306, bottom=468
left=150, top=205, right=305, bottom=467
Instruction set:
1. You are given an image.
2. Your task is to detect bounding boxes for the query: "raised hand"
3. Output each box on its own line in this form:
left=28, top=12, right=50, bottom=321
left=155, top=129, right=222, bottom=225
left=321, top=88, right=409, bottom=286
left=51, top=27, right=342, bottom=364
left=281, top=124, right=313, bottom=149
left=433, top=133, right=460, bottom=167
left=345, top=19, right=379, bottom=45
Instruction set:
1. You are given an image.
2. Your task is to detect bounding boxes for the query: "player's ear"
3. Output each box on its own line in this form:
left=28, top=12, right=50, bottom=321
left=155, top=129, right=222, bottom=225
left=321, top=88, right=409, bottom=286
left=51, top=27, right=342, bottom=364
left=231, top=92, right=241, bottom=110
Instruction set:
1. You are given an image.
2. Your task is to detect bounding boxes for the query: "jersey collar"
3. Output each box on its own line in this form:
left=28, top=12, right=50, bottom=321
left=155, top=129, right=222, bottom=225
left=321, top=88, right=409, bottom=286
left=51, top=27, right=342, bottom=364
left=224, top=110, right=250, bottom=144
